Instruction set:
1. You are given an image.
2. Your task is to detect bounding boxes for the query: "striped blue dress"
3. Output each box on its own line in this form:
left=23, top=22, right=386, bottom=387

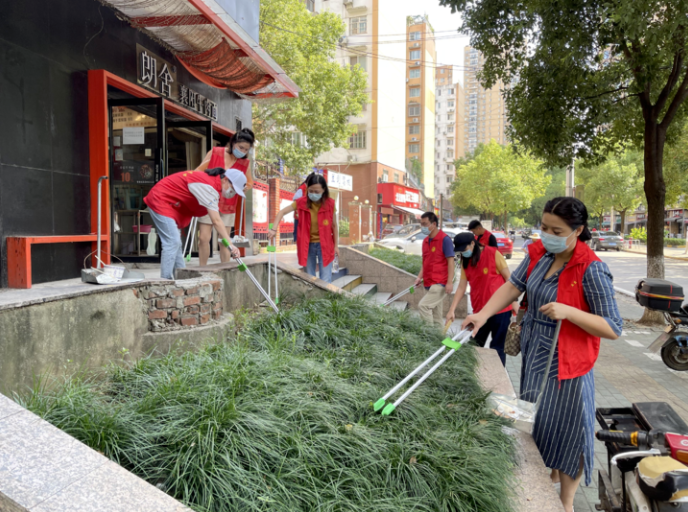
left=510, top=253, right=622, bottom=485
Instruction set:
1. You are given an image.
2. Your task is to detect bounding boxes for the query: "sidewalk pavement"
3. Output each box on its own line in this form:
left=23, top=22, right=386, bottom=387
left=623, top=243, right=688, bottom=261
left=504, top=292, right=688, bottom=512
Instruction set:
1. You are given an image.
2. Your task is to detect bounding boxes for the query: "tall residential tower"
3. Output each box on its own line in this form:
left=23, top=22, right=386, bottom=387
left=434, top=65, right=464, bottom=199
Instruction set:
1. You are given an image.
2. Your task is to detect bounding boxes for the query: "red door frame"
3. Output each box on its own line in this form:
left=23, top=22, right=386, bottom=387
left=88, top=69, right=236, bottom=265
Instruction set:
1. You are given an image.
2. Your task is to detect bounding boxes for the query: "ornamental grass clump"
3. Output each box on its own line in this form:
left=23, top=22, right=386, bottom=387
left=20, top=295, right=516, bottom=512
left=369, top=246, right=422, bottom=275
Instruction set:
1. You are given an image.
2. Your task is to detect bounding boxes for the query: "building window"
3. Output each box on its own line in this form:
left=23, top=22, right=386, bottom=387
left=409, top=144, right=420, bottom=153
left=382, top=169, right=389, bottom=182
left=447, top=164, right=453, bottom=171
left=408, top=105, right=420, bottom=116
left=440, top=69, right=445, bottom=74
left=409, top=31, right=421, bottom=41
left=409, top=87, right=420, bottom=97
left=447, top=139, right=454, bottom=146
left=394, top=173, right=399, bottom=183
left=447, top=150, right=454, bottom=159
left=437, top=89, right=442, bottom=96
left=448, top=125, right=454, bottom=133
left=350, top=16, right=367, bottom=34
left=409, top=125, right=420, bottom=134
left=235, top=117, right=243, bottom=132
left=410, top=50, right=421, bottom=60
left=409, top=68, right=421, bottom=78
left=349, top=129, right=366, bottom=149
left=304, top=0, right=315, bottom=12
left=349, top=56, right=367, bottom=71
left=437, top=139, right=441, bottom=147
left=447, top=176, right=453, bottom=183
left=449, top=89, right=454, bottom=95
left=447, top=114, right=452, bottom=120
left=447, top=101, right=454, bottom=108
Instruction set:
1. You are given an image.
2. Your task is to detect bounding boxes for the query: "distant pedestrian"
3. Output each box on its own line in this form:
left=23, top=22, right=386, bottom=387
left=468, top=220, right=498, bottom=247
left=462, top=197, right=622, bottom=512
left=414, top=212, right=455, bottom=325
left=522, top=232, right=540, bottom=253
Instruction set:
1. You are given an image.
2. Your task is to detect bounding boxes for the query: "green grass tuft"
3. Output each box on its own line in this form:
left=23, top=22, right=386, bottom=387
left=369, top=246, right=422, bottom=275
left=19, top=295, right=517, bottom=512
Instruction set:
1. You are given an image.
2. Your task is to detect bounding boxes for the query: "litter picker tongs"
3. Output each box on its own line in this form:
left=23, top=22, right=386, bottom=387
left=230, top=239, right=279, bottom=314
left=266, top=223, right=279, bottom=305
left=374, top=328, right=474, bottom=416
left=382, top=280, right=422, bottom=306
left=183, top=217, right=198, bottom=263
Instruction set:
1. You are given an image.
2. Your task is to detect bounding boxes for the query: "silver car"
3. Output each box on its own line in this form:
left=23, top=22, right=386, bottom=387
left=590, top=230, right=623, bottom=251
left=378, top=229, right=465, bottom=256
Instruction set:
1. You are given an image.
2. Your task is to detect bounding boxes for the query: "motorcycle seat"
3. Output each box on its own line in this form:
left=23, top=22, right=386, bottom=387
left=638, top=456, right=688, bottom=502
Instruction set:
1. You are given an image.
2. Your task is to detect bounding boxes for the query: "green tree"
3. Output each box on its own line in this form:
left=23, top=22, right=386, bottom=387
left=255, top=0, right=368, bottom=174
left=518, top=166, right=566, bottom=226
left=440, top=0, right=688, bottom=299
left=450, top=141, right=550, bottom=226
left=405, top=157, right=423, bottom=183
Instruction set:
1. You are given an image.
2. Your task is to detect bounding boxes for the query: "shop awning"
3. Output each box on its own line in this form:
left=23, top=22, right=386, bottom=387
left=393, top=206, right=426, bottom=218
left=99, top=0, right=300, bottom=100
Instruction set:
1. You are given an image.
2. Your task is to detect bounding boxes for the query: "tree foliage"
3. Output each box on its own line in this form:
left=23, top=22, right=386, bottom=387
left=450, top=141, right=550, bottom=225
left=255, top=0, right=368, bottom=174
left=518, top=166, right=566, bottom=227
left=440, top=0, right=688, bottom=287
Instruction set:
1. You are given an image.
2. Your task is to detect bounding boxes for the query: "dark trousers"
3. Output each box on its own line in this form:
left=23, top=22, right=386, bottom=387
left=294, top=219, right=298, bottom=245
left=474, top=310, right=511, bottom=366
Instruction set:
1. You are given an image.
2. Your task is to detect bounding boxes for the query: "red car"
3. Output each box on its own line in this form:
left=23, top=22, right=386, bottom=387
left=493, top=232, right=514, bottom=259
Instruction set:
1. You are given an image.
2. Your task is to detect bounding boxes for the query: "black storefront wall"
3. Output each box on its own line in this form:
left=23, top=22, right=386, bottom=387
left=0, top=0, right=254, bottom=287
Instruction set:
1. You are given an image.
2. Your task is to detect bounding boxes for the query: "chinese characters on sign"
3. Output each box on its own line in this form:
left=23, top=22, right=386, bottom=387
left=327, top=171, right=353, bottom=191
left=136, top=44, right=217, bottom=121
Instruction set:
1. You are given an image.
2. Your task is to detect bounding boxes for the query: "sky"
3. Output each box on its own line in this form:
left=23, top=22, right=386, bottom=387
left=379, top=0, right=471, bottom=86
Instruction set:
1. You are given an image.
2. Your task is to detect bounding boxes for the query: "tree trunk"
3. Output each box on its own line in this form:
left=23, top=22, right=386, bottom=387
left=620, top=210, right=626, bottom=235
left=639, top=120, right=667, bottom=325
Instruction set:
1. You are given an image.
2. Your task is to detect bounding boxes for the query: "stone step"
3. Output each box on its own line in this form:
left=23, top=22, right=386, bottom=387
left=388, top=301, right=409, bottom=311
left=330, top=267, right=349, bottom=281
left=352, top=283, right=377, bottom=298
left=371, top=292, right=393, bottom=305
left=331, top=274, right=363, bottom=292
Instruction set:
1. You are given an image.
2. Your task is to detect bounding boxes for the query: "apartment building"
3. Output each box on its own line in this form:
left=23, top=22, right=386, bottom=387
left=463, top=46, right=508, bottom=155
left=434, top=65, right=464, bottom=199
left=405, top=15, right=437, bottom=199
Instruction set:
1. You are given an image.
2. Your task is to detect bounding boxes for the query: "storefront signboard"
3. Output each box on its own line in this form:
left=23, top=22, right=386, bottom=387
left=377, top=183, right=421, bottom=209
left=328, top=171, right=353, bottom=191
left=253, top=182, right=269, bottom=233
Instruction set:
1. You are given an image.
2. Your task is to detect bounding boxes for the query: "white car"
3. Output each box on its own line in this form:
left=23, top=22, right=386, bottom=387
left=378, top=229, right=467, bottom=256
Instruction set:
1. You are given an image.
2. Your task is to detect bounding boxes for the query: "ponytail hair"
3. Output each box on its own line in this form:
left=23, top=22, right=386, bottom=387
left=205, top=167, right=225, bottom=177
left=461, top=241, right=482, bottom=269
left=227, top=128, right=255, bottom=158
left=543, top=197, right=592, bottom=242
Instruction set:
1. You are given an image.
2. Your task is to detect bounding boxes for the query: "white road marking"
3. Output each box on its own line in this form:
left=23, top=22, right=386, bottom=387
left=644, top=352, right=662, bottom=362
left=625, top=340, right=643, bottom=347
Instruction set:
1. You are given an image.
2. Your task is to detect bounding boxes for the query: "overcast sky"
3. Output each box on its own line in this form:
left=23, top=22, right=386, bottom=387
left=379, top=1, right=471, bottom=86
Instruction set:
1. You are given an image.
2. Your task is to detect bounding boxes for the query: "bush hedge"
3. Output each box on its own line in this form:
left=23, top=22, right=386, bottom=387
left=369, top=246, right=422, bottom=275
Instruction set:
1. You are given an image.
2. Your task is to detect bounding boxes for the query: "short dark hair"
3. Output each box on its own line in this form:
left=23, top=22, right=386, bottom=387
left=228, top=128, right=255, bottom=158
left=421, top=212, right=438, bottom=226
left=467, top=220, right=482, bottom=230
left=205, top=167, right=225, bottom=177
left=305, top=173, right=329, bottom=205
left=543, top=197, right=592, bottom=242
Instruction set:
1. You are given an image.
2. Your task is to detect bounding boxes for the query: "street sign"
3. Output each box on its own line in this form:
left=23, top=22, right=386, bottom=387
left=328, top=170, right=353, bottom=191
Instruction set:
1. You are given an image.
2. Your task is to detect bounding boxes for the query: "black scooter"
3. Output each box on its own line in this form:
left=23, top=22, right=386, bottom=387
left=636, top=279, right=688, bottom=371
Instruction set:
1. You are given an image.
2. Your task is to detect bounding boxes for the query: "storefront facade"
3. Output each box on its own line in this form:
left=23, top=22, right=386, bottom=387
left=0, top=0, right=296, bottom=287
left=376, top=183, right=423, bottom=235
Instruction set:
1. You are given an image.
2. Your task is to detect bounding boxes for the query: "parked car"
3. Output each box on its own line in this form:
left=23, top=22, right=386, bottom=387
left=378, top=229, right=467, bottom=256
left=522, top=228, right=541, bottom=239
left=382, top=223, right=419, bottom=240
left=590, top=230, right=624, bottom=251
left=493, top=232, right=514, bottom=259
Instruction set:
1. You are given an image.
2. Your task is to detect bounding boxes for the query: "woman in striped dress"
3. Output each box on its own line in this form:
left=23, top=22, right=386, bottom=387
left=463, top=197, right=622, bottom=512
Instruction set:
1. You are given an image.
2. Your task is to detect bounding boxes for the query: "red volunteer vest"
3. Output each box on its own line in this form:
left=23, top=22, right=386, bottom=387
left=294, top=183, right=308, bottom=220
left=210, top=148, right=249, bottom=214
left=464, top=246, right=511, bottom=314
left=478, top=229, right=493, bottom=246
left=422, top=230, right=450, bottom=287
left=296, top=197, right=336, bottom=267
left=526, top=239, right=602, bottom=381
left=144, top=171, right=222, bottom=228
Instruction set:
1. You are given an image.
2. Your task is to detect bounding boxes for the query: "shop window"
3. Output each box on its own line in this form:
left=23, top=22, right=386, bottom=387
left=377, top=193, right=383, bottom=204
left=350, top=16, right=367, bottom=35
left=410, top=87, right=420, bottom=97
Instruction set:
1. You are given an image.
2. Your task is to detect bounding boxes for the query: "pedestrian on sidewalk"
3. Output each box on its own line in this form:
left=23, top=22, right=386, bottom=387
left=468, top=220, right=498, bottom=248
left=522, top=231, right=540, bottom=253
left=144, top=168, right=245, bottom=279
left=414, top=212, right=455, bottom=325
left=445, top=232, right=512, bottom=365
left=462, top=197, right=622, bottom=512
left=269, top=174, right=339, bottom=283
left=194, top=128, right=255, bottom=266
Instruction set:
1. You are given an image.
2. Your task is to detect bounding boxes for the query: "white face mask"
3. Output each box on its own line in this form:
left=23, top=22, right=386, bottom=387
left=222, top=186, right=236, bottom=199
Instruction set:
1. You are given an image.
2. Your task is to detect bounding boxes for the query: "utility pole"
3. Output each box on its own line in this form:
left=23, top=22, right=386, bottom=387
left=439, top=194, right=443, bottom=228
left=566, top=158, right=575, bottom=197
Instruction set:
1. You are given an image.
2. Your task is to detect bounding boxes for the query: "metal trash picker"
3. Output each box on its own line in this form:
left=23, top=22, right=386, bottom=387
left=183, top=217, right=198, bottom=263
left=266, top=223, right=279, bottom=305
left=227, top=238, right=279, bottom=314
left=374, top=328, right=473, bottom=416
left=382, top=280, right=422, bottom=307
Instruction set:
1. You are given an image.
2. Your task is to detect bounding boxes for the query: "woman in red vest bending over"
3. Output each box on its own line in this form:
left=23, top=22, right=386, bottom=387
left=195, top=128, right=255, bottom=266
left=445, top=231, right=512, bottom=365
left=144, top=168, right=245, bottom=279
left=462, top=197, right=622, bottom=512
left=269, top=174, right=338, bottom=283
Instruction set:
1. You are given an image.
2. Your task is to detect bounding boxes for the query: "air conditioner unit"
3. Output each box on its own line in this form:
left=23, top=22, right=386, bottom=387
left=411, top=137, right=417, bottom=141
left=343, top=0, right=354, bottom=7
left=347, top=155, right=358, bottom=162
left=412, top=117, right=419, bottom=122
left=406, top=78, right=409, bottom=83
left=413, top=43, right=420, bottom=47
left=415, top=61, right=420, bottom=65
left=339, top=36, right=348, bottom=46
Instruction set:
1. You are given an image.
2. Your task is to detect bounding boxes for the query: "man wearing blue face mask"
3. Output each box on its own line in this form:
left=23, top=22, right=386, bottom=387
left=413, top=212, right=455, bottom=325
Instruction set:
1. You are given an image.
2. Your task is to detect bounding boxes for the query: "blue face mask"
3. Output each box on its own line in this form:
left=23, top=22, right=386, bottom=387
left=308, top=192, right=323, bottom=202
left=540, top=231, right=575, bottom=254
left=420, top=226, right=431, bottom=236
left=462, top=250, right=473, bottom=258
left=232, top=148, right=247, bottom=159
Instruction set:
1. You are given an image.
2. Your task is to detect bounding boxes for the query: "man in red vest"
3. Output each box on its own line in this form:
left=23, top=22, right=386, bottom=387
left=468, top=220, right=498, bottom=248
left=414, top=212, right=455, bottom=325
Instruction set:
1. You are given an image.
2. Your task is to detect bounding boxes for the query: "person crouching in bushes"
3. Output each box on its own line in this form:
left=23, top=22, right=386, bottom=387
left=269, top=174, right=339, bottom=283
left=413, top=212, right=455, bottom=325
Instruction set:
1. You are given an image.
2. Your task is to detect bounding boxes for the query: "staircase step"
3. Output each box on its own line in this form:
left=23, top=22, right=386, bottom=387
left=388, top=301, right=409, bottom=311
left=331, top=274, right=363, bottom=292
left=372, top=292, right=392, bottom=305
left=352, top=283, right=377, bottom=297
left=330, top=267, right=349, bottom=281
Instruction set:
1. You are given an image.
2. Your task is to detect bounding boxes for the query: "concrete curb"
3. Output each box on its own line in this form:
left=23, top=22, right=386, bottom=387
left=614, top=286, right=636, bottom=298
left=621, top=248, right=688, bottom=262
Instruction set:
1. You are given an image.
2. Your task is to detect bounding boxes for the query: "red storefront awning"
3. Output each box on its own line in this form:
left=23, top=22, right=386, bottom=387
left=99, top=0, right=300, bottom=100
left=377, top=183, right=422, bottom=211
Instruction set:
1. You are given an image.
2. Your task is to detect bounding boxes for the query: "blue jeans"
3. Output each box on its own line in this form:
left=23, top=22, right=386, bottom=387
left=306, top=243, right=333, bottom=283
left=474, top=310, right=511, bottom=366
left=149, top=209, right=185, bottom=280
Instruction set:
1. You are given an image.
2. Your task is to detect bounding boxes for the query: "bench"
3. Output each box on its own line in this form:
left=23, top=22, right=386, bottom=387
left=7, top=235, right=110, bottom=289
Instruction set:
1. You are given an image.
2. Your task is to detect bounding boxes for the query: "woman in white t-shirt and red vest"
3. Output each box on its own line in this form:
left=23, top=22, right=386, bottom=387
left=194, top=128, right=255, bottom=266
left=269, top=174, right=338, bottom=283
left=144, top=168, right=245, bottom=279
left=462, top=197, right=622, bottom=512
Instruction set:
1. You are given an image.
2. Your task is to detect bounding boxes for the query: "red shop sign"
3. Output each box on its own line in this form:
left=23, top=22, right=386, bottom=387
left=377, top=183, right=421, bottom=209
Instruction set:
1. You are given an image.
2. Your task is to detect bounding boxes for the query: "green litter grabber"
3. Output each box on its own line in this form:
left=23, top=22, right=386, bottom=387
left=267, top=223, right=279, bottom=305
left=374, top=328, right=473, bottom=416
left=382, top=280, right=422, bottom=307
left=227, top=237, right=279, bottom=313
